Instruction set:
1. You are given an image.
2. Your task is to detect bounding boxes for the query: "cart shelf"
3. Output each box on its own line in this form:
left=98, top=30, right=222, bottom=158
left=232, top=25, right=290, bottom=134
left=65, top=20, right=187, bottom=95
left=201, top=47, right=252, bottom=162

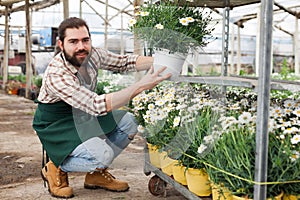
left=144, top=144, right=211, bottom=200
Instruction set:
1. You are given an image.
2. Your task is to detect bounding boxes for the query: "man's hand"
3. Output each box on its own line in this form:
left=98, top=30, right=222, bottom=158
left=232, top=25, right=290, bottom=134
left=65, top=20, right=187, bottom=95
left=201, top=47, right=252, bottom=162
left=136, top=66, right=171, bottom=92
left=105, top=66, right=171, bottom=112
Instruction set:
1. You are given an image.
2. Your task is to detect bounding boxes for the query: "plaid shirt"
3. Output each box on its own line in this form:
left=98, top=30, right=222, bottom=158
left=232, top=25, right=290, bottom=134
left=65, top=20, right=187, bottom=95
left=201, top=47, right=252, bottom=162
left=37, top=47, right=139, bottom=116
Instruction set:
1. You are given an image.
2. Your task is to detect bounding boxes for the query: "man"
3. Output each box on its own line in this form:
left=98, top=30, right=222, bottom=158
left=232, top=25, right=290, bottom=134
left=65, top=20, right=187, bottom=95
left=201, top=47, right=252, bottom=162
left=32, top=17, right=170, bottom=198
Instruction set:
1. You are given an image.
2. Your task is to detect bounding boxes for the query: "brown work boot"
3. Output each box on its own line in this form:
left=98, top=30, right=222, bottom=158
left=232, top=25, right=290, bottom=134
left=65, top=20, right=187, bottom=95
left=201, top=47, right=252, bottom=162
left=41, top=161, right=74, bottom=198
left=84, top=169, right=129, bottom=192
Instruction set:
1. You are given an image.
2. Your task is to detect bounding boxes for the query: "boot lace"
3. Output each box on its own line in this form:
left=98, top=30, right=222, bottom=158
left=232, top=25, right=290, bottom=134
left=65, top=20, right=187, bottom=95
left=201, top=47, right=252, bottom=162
left=98, top=169, right=115, bottom=181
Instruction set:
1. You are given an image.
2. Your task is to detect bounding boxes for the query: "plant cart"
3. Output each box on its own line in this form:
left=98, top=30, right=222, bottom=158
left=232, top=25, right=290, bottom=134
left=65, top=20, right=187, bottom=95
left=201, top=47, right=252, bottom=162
left=139, top=0, right=300, bottom=199
left=143, top=143, right=203, bottom=200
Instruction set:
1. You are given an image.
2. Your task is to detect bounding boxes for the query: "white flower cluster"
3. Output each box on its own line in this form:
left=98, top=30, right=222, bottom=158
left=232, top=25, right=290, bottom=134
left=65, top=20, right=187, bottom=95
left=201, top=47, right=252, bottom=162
left=131, top=82, right=213, bottom=128
left=132, top=82, right=300, bottom=163
left=269, top=99, right=300, bottom=161
left=217, top=94, right=300, bottom=162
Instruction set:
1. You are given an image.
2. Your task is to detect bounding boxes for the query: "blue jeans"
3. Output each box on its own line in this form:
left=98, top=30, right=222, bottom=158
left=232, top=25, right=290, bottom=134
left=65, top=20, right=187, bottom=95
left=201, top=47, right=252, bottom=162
left=60, top=112, right=138, bottom=172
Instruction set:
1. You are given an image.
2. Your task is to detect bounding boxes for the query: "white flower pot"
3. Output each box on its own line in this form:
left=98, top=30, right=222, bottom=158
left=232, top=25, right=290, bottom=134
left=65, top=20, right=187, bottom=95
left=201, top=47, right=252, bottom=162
left=153, top=50, right=186, bottom=81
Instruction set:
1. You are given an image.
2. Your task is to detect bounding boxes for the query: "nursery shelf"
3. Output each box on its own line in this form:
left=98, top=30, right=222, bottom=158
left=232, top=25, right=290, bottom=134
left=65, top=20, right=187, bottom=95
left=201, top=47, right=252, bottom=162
left=174, top=75, right=300, bottom=92
left=144, top=76, right=300, bottom=199
left=176, top=0, right=260, bottom=8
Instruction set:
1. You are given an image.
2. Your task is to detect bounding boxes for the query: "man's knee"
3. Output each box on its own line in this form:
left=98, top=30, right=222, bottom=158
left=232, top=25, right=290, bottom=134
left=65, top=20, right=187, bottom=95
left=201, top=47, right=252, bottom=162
left=86, top=137, right=114, bottom=167
left=98, top=141, right=114, bottom=167
left=119, top=112, right=138, bottom=138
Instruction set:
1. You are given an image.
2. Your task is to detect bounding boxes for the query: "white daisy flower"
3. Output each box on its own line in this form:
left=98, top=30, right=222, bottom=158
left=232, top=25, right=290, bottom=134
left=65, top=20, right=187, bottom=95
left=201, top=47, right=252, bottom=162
left=270, top=107, right=283, bottom=118
left=147, top=103, right=155, bottom=110
left=155, top=23, right=164, bottom=29
left=238, top=112, right=252, bottom=124
left=283, top=99, right=294, bottom=108
left=268, top=118, right=276, bottom=132
left=291, top=134, right=300, bottom=145
left=179, top=17, right=189, bottom=26
left=137, top=125, right=145, bottom=133
left=293, top=108, right=300, bottom=117
left=140, top=11, right=149, bottom=16
left=155, top=99, right=165, bottom=106
left=197, top=144, right=207, bottom=154
left=283, top=127, right=299, bottom=134
left=221, top=116, right=238, bottom=129
left=173, top=116, right=181, bottom=127
left=203, top=135, right=214, bottom=143
left=128, top=18, right=136, bottom=26
left=290, top=150, right=300, bottom=162
left=186, top=17, right=195, bottom=23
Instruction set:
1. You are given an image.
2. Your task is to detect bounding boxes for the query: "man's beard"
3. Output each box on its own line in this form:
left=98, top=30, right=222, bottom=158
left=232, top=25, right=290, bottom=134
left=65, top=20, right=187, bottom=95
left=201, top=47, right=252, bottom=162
left=64, top=49, right=89, bottom=67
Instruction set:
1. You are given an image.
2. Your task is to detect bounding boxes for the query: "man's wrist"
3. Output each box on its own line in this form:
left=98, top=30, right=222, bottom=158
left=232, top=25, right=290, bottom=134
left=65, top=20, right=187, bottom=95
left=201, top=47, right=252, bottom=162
left=105, top=94, right=112, bottom=112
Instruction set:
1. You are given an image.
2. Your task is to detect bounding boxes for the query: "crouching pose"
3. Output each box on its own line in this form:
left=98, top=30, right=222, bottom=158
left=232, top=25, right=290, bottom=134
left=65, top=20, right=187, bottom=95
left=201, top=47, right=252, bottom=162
left=32, top=17, right=170, bottom=198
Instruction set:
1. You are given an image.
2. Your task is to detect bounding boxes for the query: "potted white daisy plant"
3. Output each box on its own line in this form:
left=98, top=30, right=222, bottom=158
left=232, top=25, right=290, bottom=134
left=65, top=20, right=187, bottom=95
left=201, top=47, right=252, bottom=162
left=128, top=0, right=215, bottom=78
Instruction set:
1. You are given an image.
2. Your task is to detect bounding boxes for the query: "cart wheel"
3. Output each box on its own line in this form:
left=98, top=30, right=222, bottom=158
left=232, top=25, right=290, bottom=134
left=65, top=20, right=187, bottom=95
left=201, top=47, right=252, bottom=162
left=148, top=175, right=166, bottom=196
left=144, top=171, right=151, bottom=176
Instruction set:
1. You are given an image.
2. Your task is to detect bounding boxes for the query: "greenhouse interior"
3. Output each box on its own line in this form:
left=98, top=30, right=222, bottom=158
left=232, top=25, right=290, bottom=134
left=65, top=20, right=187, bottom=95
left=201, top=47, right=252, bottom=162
left=0, top=0, right=300, bottom=200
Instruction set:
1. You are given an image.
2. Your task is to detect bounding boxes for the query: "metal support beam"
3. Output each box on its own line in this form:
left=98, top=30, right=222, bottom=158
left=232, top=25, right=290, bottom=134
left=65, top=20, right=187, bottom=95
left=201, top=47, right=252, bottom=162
left=25, top=0, right=32, bottom=99
left=254, top=0, right=273, bottom=199
left=255, top=5, right=261, bottom=75
left=294, top=17, right=299, bottom=75
left=133, top=0, right=144, bottom=56
left=2, top=6, right=9, bottom=90
left=79, top=0, right=82, bottom=18
left=63, top=0, right=69, bottom=19
left=104, top=0, right=108, bottom=49
left=82, top=0, right=110, bottom=25
left=120, top=13, right=124, bottom=55
left=221, top=7, right=230, bottom=77
left=108, top=4, right=131, bottom=22
left=274, top=1, right=299, bottom=18
left=230, top=24, right=235, bottom=75
left=133, top=0, right=144, bottom=81
left=94, top=0, right=132, bottom=17
left=237, top=23, right=241, bottom=75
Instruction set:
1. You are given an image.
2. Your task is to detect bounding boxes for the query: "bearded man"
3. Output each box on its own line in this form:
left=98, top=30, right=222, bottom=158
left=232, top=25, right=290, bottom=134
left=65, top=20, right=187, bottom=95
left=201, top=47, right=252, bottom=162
left=32, top=17, right=170, bottom=198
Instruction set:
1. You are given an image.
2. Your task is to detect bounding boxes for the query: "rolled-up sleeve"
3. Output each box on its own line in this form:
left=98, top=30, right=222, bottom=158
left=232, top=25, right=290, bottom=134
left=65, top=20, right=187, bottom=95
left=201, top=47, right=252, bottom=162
left=91, top=47, right=139, bottom=73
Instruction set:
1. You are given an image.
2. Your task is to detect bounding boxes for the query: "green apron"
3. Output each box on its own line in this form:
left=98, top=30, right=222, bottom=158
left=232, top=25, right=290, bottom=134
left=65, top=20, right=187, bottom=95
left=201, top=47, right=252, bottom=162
left=32, top=101, right=126, bottom=167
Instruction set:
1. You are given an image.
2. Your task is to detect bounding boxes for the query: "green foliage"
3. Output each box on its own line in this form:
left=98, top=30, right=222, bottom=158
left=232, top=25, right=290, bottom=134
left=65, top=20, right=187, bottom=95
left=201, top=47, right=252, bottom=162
left=95, top=81, right=110, bottom=95
left=204, top=127, right=256, bottom=196
left=9, top=75, right=26, bottom=83
left=172, top=106, right=221, bottom=169
left=268, top=133, right=300, bottom=196
left=271, top=58, right=300, bottom=81
left=239, top=69, right=246, bottom=76
left=203, top=126, right=290, bottom=197
left=0, top=74, right=27, bottom=83
left=95, top=79, right=126, bottom=95
left=280, top=58, right=290, bottom=80
left=34, top=76, right=43, bottom=88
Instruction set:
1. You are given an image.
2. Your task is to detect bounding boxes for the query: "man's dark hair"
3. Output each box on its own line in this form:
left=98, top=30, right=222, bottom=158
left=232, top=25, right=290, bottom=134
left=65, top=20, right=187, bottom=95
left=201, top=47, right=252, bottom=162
left=58, top=17, right=91, bottom=43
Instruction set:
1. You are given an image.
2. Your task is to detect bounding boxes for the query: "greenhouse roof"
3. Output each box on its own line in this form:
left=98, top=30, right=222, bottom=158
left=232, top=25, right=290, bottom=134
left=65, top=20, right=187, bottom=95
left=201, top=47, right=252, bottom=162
left=0, top=0, right=59, bottom=15
left=179, top=0, right=260, bottom=8
left=0, top=0, right=299, bottom=38
left=0, top=0, right=22, bottom=6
